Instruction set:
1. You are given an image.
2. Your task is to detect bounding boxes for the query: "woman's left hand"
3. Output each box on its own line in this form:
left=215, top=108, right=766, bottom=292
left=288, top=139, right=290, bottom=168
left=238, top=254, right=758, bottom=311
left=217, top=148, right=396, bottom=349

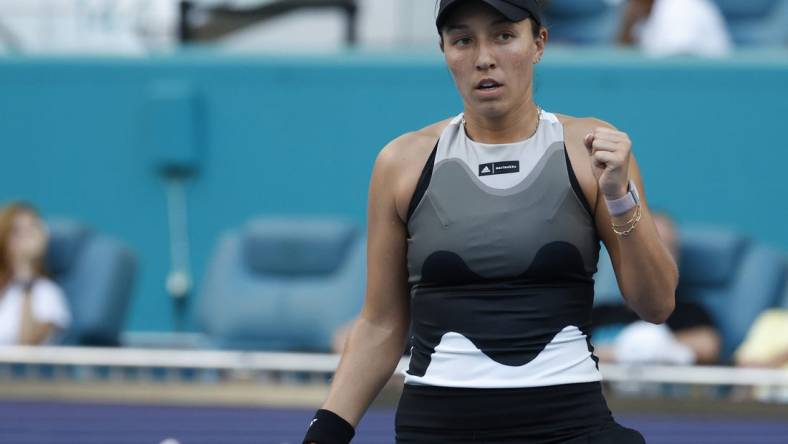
left=584, top=127, right=632, bottom=200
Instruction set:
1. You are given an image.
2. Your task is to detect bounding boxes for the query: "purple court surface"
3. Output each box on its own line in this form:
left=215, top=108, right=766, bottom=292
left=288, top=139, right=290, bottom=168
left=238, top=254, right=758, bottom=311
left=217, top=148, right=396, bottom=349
left=1, top=400, right=786, bottom=444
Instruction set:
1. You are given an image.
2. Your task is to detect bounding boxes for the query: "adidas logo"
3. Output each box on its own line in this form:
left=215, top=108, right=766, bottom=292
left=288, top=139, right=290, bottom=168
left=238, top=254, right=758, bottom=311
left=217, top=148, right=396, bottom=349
left=479, top=161, right=519, bottom=176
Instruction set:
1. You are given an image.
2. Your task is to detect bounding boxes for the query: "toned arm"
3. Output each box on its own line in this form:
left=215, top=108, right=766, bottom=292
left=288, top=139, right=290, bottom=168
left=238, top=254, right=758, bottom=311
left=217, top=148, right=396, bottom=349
left=563, top=117, right=677, bottom=324
left=318, top=126, right=442, bottom=427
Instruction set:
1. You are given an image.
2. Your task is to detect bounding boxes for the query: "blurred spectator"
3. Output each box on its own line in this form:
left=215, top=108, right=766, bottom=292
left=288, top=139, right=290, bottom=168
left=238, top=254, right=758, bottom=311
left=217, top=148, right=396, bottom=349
left=0, top=202, right=70, bottom=345
left=592, top=213, right=722, bottom=365
left=618, top=0, right=733, bottom=57
left=735, top=309, right=788, bottom=368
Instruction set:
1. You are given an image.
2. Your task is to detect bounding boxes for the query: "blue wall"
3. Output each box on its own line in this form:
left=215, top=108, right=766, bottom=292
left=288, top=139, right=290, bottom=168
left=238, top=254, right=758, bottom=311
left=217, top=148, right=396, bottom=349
left=2, top=50, right=786, bottom=332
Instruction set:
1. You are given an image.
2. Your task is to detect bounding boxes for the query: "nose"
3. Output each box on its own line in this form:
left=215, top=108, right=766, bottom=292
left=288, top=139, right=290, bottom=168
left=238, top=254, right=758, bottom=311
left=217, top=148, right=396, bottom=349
left=475, top=42, right=496, bottom=71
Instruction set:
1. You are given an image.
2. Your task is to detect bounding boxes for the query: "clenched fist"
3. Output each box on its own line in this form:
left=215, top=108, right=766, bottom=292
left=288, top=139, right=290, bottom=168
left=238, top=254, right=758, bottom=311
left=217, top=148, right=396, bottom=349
left=584, top=127, right=632, bottom=200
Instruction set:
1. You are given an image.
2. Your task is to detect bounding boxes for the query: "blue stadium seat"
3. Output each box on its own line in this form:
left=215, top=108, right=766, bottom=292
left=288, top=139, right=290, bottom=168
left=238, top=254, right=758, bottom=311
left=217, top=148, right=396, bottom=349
left=677, top=226, right=786, bottom=358
left=781, top=270, right=788, bottom=308
left=196, top=217, right=366, bottom=352
left=593, top=225, right=786, bottom=360
left=45, top=219, right=137, bottom=346
left=712, top=0, right=788, bottom=46
left=543, top=0, right=625, bottom=45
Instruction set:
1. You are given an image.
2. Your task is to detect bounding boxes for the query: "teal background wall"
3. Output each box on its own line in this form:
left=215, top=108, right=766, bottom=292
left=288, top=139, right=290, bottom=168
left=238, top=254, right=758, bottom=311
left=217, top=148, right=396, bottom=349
left=1, top=50, right=786, bottom=332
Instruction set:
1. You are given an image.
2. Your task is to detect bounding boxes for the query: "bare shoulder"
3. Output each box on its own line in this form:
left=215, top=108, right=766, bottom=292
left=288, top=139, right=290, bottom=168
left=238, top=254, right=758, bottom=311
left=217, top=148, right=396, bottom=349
left=553, top=113, right=617, bottom=212
left=554, top=113, right=618, bottom=157
left=375, top=119, right=450, bottom=169
left=373, top=118, right=453, bottom=221
left=555, top=113, right=616, bottom=139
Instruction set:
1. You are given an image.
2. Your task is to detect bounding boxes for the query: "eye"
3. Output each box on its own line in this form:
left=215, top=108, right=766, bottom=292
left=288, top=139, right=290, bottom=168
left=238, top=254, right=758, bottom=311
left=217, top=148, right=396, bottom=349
left=496, top=32, right=514, bottom=42
left=453, top=37, right=472, bottom=47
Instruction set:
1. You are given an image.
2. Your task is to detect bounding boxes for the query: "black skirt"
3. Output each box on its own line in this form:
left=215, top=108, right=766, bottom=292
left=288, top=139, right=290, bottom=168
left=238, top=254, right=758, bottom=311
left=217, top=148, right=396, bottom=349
left=395, top=382, right=645, bottom=443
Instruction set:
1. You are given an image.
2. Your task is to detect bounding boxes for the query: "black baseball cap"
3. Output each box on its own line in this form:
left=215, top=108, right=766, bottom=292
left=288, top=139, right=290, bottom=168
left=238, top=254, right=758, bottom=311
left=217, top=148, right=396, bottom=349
left=436, top=0, right=543, bottom=32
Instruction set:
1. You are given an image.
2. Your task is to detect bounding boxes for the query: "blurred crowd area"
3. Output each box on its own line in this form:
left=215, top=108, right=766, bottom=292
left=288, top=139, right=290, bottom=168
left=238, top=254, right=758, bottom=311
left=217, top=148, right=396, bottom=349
left=1, top=205, right=787, bottom=374
left=0, top=0, right=787, bottom=54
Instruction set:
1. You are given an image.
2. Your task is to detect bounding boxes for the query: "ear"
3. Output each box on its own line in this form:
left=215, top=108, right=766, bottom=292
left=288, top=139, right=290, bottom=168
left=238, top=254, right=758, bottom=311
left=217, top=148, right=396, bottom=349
left=533, top=27, right=548, bottom=64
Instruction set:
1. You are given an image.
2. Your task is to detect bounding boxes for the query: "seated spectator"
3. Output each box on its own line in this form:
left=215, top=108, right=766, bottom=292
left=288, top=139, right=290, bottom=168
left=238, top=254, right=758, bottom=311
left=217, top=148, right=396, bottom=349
left=0, top=202, right=70, bottom=345
left=735, top=309, right=788, bottom=401
left=618, top=0, right=732, bottom=57
left=735, top=309, right=788, bottom=369
left=591, top=212, right=722, bottom=365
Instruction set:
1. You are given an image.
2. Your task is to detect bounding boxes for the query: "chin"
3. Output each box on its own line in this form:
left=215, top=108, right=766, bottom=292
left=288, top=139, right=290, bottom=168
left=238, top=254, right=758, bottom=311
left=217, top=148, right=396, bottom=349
left=472, top=101, right=509, bottom=119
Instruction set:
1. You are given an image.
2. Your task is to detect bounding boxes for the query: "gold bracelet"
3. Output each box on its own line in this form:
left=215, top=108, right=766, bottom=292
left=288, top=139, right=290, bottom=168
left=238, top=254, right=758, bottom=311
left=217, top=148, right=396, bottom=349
left=611, top=203, right=641, bottom=228
left=611, top=205, right=642, bottom=237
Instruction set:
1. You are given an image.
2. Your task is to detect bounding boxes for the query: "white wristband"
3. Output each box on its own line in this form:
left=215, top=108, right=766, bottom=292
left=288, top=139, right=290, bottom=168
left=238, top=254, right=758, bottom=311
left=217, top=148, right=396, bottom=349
left=605, top=180, right=640, bottom=217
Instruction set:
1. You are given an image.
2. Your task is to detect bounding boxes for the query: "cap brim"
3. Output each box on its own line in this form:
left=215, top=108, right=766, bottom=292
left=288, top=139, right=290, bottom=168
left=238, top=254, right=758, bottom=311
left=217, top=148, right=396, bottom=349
left=437, top=0, right=533, bottom=31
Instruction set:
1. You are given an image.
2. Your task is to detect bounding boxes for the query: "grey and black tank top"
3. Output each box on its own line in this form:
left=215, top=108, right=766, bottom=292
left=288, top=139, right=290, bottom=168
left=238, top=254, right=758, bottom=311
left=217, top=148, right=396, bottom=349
left=404, top=111, right=602, bottom=388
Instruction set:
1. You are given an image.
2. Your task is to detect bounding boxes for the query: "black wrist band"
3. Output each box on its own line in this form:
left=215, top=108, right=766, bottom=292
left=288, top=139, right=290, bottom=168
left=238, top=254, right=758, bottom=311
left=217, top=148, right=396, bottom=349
left=302, top=409, right=355, bottom=444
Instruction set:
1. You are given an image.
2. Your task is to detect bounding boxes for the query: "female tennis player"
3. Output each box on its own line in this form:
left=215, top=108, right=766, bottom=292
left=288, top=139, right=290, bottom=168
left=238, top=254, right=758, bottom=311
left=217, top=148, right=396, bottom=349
left=304, top=1, right=677, bottom=442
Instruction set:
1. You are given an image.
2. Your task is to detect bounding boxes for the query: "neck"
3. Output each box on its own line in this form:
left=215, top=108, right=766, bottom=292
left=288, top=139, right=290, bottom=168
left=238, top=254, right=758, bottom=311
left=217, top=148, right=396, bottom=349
left=12, top=261, right=36, bottom=283
left=463, top=99, right=540, bottom=144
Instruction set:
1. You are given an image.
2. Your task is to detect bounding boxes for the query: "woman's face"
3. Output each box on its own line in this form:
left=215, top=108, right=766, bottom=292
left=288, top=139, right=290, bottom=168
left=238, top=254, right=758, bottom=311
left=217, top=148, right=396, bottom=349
left=441, top=1, right=545, bottom=119
left=8, top=211, right=47, bottom=265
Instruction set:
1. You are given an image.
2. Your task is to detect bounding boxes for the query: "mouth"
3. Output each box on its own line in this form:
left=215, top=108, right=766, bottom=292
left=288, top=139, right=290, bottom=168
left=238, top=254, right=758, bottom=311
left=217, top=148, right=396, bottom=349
left=476, top=78, right=503, bottom=91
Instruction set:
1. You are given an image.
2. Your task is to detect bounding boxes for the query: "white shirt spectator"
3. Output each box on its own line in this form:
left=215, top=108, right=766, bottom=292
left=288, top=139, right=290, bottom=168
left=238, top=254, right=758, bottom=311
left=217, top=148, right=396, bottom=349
left=0, top=278, right=71, bottom=345
left=639, top=0, right=733, bottom=57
